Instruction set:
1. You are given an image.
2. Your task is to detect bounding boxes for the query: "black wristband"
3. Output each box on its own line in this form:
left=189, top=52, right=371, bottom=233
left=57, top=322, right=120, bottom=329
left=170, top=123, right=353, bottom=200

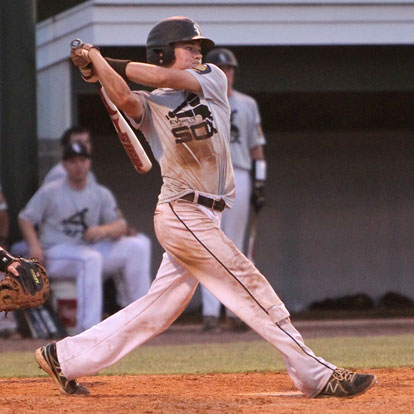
left=0, top=249, right=15, bottom=273
left=105, top=58, right=131, bottom=81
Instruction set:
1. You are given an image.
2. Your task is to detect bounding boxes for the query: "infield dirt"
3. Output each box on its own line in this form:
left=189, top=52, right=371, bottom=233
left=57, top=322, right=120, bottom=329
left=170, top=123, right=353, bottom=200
left=0, top=368, right=413, bottom=414
left=0, top=318, right=413, bottom=413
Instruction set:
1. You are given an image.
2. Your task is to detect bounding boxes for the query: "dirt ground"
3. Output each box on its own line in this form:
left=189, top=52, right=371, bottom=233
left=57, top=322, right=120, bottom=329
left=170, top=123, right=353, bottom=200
left=0, top=368, right=412, bottom=414
left=0, top=318, right=413, bottom=413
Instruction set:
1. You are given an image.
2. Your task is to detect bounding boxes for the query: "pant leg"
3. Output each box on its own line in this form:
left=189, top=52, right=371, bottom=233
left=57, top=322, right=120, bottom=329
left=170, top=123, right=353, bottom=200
left=45, top=244, right=103, bottom=333
left=201, top=169, right=251, bottom=318
left=94, top=234, right=152, bottom=307
left=155, top=201, right=335, bottom=398
left=57, top=252, right=198, bottom=380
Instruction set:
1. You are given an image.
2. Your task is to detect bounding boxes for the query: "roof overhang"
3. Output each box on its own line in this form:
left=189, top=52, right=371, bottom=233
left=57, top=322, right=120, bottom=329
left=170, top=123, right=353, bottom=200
left=36, top=0, right=414, bottom=70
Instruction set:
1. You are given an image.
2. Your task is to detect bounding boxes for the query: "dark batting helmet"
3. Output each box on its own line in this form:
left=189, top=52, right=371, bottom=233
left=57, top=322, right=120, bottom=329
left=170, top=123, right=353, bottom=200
left=146, top=16, right=215, bottom=67
left=204, top=48, right=238, bottom=68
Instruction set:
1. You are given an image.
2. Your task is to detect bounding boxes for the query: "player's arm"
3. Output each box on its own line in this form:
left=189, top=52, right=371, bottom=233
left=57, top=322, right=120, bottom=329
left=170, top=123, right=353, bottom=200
left=83, top=48, right=144, bottom=120
left=250, top=145, right=265, bottom=161
left=83, top=219, right=127, bottom=243
left=125, top=62, right=202, bottom=93
left=18, top=217, right=44, bottom=263
left=85, top=48, right=200, bottom=119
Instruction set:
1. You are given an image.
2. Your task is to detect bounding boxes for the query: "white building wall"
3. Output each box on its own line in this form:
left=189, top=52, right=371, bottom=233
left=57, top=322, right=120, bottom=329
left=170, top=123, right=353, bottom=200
left=37, top=62, right=72, bottom=140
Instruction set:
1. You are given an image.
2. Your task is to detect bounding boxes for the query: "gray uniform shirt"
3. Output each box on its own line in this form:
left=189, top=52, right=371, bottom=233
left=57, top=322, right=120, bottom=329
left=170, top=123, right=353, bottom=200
left=128, top=63, right=235, bottom=208
left=19, top=178, right=123, bottom=249
left=228, top=90, right=266, bottom=171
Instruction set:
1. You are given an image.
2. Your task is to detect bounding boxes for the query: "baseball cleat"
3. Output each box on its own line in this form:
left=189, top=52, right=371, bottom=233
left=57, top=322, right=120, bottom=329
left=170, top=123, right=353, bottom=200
left=35, top=343, right=89, bottom=396
left=317, top=368, right=377, bottom=398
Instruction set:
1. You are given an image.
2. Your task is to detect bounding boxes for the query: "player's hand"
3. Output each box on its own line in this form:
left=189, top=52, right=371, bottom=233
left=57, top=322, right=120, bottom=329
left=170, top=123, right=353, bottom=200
left=70, top=43, right=96, bottom=68
left=251, top=182, right=265, bottom=213
left=28, top=245, right=45, bottom=264
left=83, top=226, right=107, bottom=242
left=7, top=261, right=20, bottom=277
left=79, top=64, right=99, bottom=83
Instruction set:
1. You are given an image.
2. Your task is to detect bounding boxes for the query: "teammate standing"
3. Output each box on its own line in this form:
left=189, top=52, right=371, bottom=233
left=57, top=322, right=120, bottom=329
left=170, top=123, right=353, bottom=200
left=201, top=48, right=266, bottom=332
left=35, top=16, right=376, bottom=398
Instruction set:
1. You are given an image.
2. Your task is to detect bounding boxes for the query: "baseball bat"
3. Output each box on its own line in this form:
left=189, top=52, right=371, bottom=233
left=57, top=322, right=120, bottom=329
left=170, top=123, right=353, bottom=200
left=70, top=38, right=152, bottom=174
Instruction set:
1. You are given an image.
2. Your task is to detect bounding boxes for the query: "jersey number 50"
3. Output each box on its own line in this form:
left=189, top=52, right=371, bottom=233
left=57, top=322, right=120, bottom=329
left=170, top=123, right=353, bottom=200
left=172, top=120, right=216, bottom=144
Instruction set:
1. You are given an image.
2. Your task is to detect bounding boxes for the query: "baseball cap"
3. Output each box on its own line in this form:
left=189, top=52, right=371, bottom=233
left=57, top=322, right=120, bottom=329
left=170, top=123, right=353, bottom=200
left=62, top=141, right=91, bottom=160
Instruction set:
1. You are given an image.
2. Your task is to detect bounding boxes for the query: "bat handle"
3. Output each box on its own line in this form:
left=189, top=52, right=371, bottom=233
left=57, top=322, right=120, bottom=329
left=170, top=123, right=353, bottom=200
left=70, top=38, right=83, bottom=50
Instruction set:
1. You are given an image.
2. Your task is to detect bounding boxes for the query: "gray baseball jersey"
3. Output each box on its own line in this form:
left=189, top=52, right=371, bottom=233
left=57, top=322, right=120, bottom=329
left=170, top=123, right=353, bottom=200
left=19, top=178, right=122, bottom=248
left=128, top=63, right=235, bottom=208
left=228, top=90, right=266, bottom=171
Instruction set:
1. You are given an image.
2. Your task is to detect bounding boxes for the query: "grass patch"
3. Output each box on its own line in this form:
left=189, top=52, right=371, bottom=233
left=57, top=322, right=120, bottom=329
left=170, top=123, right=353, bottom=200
left=0, top=335, right=412, bottom=378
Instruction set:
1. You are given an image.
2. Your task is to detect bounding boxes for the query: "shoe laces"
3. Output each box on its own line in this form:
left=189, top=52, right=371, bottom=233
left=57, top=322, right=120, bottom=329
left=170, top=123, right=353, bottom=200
left=332, top=368, right=355, bottom=382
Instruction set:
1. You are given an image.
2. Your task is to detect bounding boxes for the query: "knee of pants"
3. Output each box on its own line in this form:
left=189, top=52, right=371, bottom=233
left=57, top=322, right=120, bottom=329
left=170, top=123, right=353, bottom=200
left=83, top=250, right=104, bottom=272
left=124, top=234, right=152, bottom=256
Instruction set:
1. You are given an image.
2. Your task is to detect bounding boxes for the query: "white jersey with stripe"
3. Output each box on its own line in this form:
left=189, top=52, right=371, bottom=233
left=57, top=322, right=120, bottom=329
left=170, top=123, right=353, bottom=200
left=228, top=90, right=266, bottom=171
left=127, top=63, right=235, bottom=208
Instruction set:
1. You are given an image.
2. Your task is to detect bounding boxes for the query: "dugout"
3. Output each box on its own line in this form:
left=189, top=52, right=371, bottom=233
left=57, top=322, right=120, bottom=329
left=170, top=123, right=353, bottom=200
left=3, top=0, right=414, bottom=312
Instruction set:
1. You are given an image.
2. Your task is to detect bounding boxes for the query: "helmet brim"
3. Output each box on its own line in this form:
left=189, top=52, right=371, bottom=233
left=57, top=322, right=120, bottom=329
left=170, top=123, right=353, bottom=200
left=171, top=36, right=215, bottom=54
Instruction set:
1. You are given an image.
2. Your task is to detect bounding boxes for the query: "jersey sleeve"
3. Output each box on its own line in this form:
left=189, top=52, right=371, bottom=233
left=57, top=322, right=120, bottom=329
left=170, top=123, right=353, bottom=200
left=18, top=186, right=51, bottom=225
left=186, top=64, right=228, bottom=107
left=99, top=186, right=125, bottom=224
left=249, top=99, right=266, bottom=149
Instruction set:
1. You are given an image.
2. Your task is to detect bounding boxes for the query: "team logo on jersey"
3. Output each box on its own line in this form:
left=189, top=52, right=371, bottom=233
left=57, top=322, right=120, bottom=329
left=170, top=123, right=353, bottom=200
left=192, top=64, right=211, bottom=75
left=167, top=93, right=217, bottom=144
left=62, top=208, right=88, bottom=237
left=230, top=109, right=241, bottom=144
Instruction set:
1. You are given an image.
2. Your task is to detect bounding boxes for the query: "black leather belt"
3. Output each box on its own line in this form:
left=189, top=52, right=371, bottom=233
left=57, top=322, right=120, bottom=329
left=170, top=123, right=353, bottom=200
left=180, top=193, right=226, bottom=212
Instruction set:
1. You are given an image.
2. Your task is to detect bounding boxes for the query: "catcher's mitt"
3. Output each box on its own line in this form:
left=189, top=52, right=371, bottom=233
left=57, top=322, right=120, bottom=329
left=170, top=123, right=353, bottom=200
left=0, top=258, right=50, bottom=312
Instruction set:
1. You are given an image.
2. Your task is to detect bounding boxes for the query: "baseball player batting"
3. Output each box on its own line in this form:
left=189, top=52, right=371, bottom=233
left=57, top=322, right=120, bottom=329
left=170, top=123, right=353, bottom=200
left=35, top=16, right=376, bottom=399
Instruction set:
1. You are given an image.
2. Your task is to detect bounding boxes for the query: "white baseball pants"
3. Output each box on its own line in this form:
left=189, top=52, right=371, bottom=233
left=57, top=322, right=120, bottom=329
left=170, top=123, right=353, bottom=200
left=202, top=168, right=251, bottom=318
left=45, top=234, right=152, bottom=333
left=57, top=201, right=335, bottom=397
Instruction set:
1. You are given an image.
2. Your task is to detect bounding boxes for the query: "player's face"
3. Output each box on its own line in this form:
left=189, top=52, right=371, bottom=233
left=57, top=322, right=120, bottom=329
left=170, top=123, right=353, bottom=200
left=172, top=41, right=203, bottom=69
left=70, top=132, right=92, bottom=153
left=63, top=156, right=91, bottom=185
left=219, top=65, right=235, bottom=88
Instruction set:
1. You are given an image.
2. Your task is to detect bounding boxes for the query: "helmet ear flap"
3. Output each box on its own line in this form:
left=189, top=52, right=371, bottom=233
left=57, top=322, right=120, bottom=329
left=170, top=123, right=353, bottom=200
left=146, top=45, right=176, bottom=66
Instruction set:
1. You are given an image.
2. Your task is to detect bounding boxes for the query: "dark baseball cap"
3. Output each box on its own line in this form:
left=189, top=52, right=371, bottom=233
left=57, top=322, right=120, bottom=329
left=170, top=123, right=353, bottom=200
left=62, top=140, right=92, bottom=160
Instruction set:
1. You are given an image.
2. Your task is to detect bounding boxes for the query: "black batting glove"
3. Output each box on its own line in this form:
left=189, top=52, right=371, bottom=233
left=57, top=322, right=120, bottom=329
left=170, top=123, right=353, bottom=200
left=251, top=182, right=265, bottom=213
